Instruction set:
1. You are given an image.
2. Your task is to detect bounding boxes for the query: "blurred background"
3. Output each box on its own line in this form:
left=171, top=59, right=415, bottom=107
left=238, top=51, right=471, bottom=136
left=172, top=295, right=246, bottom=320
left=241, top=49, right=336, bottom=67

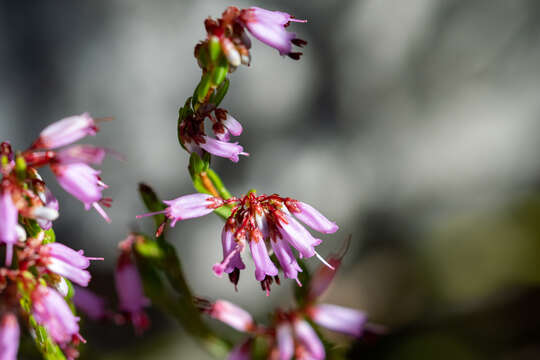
left=2, top=0, right=540, bottom=358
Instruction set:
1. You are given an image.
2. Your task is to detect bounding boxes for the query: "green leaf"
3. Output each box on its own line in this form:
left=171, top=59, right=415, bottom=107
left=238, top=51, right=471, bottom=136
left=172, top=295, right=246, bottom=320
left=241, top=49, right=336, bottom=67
left=138, top=183, right=166, bottom=229
left=210, top=78, right=229, bottom=106
left=196, top=73, right=212, bottom=103
left=135, top=237, right=164, bottom=260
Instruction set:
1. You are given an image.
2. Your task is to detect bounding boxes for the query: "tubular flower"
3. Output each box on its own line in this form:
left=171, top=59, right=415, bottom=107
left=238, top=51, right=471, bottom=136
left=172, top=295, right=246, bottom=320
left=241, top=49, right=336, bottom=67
left=0, top=187, right=18, bottom=266
left=72, top=286, right=107, bottom=321
left=31, top=113, right=98, bottom=150
left=115, top=247, right=150, bottom=333
left=239, top=7, right=307, bottom=58
left=137, top=193, right=224, bottom=226
left=308, top=304, right=367, bottom=338
left=293, top=319, right=325, bottom=360
left=31, top=286, right=81, bottom=345
left=207, top=300, right=255, bottom=333
left=179, top=108, right=248, bottom=163
left=55, top=144, right=107, bottom=165
left=42, top=243, right=103, bottom=287
left=276, top=322, right=295, bottom=360
left=51, top=163, right=110, bottom=222
left=0, top=313, right=19, bottom=360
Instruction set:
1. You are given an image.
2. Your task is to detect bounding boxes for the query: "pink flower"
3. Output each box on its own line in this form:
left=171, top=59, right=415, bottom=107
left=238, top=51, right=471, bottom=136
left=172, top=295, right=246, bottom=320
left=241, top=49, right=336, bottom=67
left=293, top=319, right=325, bottom=360
left=276, top=322, right=294, bottom=360
left=43, top=243, right=103, bottom=287
left=228, top=339, right=252, bottom=360
left=286, top=201, right=338, bottom=234
left=212, top=227, right=245, bottom=277
left=249, top=238, right=278, bottom=282
left=308, top=304, right=367, bottom=338
left=31, top=286, right=80, bottom=344
left=32, top=113, right=97, bottom=149
left=137, top=193, right=223, bottom=227
left=199, top=136, right=248, bottom=163
left=215, top=113, right=243, bottom=142
left=208, top=300, right=254, bottom=332
left=0, top=313, right=19, bottom=360
left=277, top=211, right=321, bottom=259
left=0, top=188, right=18, bottom=267
left=270, top=237, right=302, bottom=285
left=307, top=253, right=343, bottom=301
left=115, top=252, right=150, bottom=332
left=72, top=286, right=107, bottom=321
left=35, top=186, right=59, bottom=230
left=240, top=7, right=307, bottom=57
left=52, top=163, right=110, bottom=222
left=56, top=144, right=107, bottom=165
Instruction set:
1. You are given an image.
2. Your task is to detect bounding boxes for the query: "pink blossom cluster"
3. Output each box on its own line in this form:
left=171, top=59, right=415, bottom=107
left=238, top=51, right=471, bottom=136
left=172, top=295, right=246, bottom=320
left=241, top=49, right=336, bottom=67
left=200, top=252, right=374, bottom=360
left=137, top=192, right=338, bottom=293
left=0, top=114, right=111, bottom=359
left=178, top=6, right=307, bottom=162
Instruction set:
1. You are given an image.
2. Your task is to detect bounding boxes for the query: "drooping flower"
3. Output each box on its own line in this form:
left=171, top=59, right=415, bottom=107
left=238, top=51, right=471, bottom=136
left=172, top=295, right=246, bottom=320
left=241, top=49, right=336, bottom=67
left=136, top=191, right=337, bottom=290
left=239, top=7, right=307, bottom=58
left=115, top=249, right=150, bottom=333
left=42, top=243, right=103, bottom=287
left=212, top=227, right=246, bottom=279
left=32, top=113, right=98, bottom=150
left=276, top=322, right=294, bottom=360
left=137, top=193, right=224, bottom=227
left=72, top=286, right=108, bottom=321
left=207, top=300, right=255, bottom=332
left=199, top=136, right=248, bottom=163
left=293, top=319, right=325, bottom=360
left=0, top=313, right=19, bottom=360
left=178, top=109, right=248, bottom=162
left=55, top=144, right=107, bottom=165
left=308, top=304, right=367, bottom=338
left=31, top=286, right=81, bottom=344
left=51, top=162, right=110, bottom=222
left=0, top=187, right=18, bottom=266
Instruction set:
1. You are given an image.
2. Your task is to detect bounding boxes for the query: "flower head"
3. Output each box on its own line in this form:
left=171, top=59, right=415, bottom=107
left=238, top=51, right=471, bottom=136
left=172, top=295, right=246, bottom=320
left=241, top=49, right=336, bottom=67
left=239, top=7, right=307, bottom=58
left=31, top=285, right=81, bottom=344
left=179, top=108, right=248, bottom=162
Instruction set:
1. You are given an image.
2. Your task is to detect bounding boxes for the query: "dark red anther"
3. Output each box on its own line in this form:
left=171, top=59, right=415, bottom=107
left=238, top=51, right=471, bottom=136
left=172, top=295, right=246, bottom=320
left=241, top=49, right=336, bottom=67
left=228, top=268, right=240, bottom=291
left=155, top=222, right=167, bottom=238
left=274, top=275, right=281, bottom=285
left=291, top=38, right=307, bottom=47
left=287, top=52, right=302, bottom=60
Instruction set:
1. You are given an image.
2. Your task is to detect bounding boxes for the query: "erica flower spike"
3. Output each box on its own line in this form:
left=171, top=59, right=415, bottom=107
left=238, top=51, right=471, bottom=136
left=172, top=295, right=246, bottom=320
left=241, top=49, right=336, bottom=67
left=137, top=192, right=338, bottom=293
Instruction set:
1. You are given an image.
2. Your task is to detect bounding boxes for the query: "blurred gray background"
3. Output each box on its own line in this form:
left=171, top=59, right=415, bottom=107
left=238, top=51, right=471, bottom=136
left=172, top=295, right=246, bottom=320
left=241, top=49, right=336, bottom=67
left=2, top=0, right=540, bottom=359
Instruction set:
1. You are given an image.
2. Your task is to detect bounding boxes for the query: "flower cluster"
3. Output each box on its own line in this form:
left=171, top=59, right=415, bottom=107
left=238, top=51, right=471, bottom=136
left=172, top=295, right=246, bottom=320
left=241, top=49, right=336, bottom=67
left=199, top=250, right=373, bottom=360
left=0, top=114, right=110, bottom=359
left=138, top=192, right=338, bottom=293
left=178, top=6, right=306, bottom=162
